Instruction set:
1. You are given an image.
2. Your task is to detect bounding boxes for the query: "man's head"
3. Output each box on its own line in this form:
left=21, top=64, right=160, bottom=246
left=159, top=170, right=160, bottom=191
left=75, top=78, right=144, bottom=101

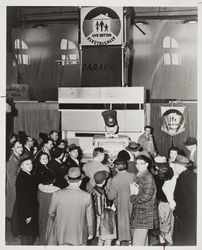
left=94, top=171, right=109, bottom=186
left=43, top=138, right=54, bottom=151
left=20, top=157, right=33, bottom=173
left=113, top=159, right=128, bottom=171
left=183, top=137, right=197, bottom=151
left=168, top=147, right=179, bottom=162
left=126, top=141, right=141, bottom=156
left=68, top=144, right=79, bottom=159
left=93, top=147, right=105, bottom=162
left=136, top=155, right=150, bottom=173
left=64, top=167, right=84, bottom=186
left=25, top=136, right=34, bottom=149
left=171, top=155, right=190, bottom=175
left=12, top=140, right=23, bottom=156
left=49, top=130, right=59, bottom=142
left=144, top=125, right=153, bottom=136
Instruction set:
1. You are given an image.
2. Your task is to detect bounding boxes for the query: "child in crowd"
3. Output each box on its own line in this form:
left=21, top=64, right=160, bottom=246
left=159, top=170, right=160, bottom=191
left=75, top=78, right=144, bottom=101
left=92, top=171, right=116, bottom=246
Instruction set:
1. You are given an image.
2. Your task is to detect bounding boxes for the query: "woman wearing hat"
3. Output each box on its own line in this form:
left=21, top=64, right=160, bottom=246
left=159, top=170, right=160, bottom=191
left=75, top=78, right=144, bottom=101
left=130, top=155, right=158, bottom=246
left=172, top=155, right=196, bottom=245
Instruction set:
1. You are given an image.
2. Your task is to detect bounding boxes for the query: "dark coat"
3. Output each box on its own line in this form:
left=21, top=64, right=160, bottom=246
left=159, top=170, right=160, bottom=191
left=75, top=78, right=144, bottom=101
left=32, top=162, right=54, bottom=185
left=173, top=169, right=197, bottom=246
left=49, top=159, right=68, bottom=189
left=23, top=146, right=34, bottom=159
left=6, top=153, right=20, bottom=218
left=130, top=169, right=158, bottom=229
left=64, top=155, right=80, bottom=171
left=16, top=170, right=38, bottom=236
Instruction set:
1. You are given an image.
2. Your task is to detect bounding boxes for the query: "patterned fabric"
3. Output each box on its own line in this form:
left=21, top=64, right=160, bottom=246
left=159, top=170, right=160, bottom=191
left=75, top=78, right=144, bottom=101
left=92, top=185, right=116, bottom=240
left=130, top=170, right=158, bottom=229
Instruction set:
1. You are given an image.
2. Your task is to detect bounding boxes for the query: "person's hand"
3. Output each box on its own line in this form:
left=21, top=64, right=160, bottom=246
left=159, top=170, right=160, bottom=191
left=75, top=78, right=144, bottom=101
left=88, top=235, right=93, bottom=240
left=26, top=217, right=32, bottom=224
left=130, top=183, right=139, bottom=195
left=169, top=200, right=176, bottom=211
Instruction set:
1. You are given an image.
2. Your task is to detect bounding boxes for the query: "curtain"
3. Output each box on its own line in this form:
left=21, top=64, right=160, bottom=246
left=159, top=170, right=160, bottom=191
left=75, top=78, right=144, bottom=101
left=13, top=102, right=60, bottom=141
left=150, top=102, right=197, bottom=157
left=131, top=21, right=197, bottom=100
left=11, top=25, right=80, bottom=101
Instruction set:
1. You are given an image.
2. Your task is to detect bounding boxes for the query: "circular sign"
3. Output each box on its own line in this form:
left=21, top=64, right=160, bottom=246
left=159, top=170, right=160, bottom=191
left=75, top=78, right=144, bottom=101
left=82, top=7, right=121, bottom=46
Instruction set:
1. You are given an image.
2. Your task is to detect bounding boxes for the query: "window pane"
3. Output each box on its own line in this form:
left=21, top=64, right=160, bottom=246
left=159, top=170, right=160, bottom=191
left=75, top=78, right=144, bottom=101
left=164, top=53, right=171, bottom=65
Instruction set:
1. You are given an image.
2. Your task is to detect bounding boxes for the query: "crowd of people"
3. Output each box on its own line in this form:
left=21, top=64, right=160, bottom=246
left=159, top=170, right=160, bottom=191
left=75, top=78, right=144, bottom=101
left=6, top=127, right=197, bottom=246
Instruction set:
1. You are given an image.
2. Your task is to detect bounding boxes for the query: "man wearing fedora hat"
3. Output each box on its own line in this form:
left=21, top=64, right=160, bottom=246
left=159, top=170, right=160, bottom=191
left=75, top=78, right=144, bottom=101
left=48, top=167, right=94, bottom=245
left=171, top=155, right=196, bottom=246
left=183, top=137, right=197, bottom=173
left=125, top=141, right=151, bottom=174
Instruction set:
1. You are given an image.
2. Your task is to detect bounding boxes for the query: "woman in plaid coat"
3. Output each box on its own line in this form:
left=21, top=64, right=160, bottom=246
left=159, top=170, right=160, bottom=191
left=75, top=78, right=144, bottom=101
left=130, top=155, right=158, bottom=246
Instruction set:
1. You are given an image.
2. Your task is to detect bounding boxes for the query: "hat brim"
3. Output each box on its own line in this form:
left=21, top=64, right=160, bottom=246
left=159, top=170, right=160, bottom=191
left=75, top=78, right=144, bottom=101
left=183, top=142, right=195, bottom=146
left=173, top=160, right=189, bottom=166
left=64, top=173, right=85, bottom=182
left=126, top=146, right=140, bottom=152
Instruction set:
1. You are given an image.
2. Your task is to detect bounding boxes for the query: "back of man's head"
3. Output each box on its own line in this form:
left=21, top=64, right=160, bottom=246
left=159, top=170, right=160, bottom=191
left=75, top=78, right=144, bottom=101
left=93, top=147, right=104, bottom=159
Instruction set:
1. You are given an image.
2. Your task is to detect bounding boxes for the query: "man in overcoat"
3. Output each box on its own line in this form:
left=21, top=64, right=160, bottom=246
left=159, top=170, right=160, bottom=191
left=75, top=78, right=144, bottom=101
left=48, top=167, right=94, bottom=245
left=172, top=155, right=197, bottom=245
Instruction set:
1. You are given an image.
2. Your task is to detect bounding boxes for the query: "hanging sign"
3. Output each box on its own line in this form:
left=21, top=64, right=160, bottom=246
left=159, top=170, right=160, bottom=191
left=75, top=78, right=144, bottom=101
left=80, top=7, right=123, bottom=46
left=161, top=106, right=185, bottom=136
left=6, top=84, right=29, bottom=100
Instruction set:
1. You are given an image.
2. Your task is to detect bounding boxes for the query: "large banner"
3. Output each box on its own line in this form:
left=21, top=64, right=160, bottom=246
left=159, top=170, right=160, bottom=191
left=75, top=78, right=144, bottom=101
left=80, top=7, right=123, bottom=46
left=81, top=46, right=122, bottom=86
left=161, top=106, right=185, bottom=136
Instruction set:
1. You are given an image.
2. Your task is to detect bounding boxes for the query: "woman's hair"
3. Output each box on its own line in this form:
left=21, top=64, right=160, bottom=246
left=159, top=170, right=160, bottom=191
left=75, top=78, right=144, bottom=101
left=38, top=152, right=50, bottom=161
left=168, top=146, right=179, bottom=156
left=117, top=150, right=130, bottom=162
left=9, top=132, right=17, bottom=141
left=113, top=159, right=128, bottom=171
left=136, top=155, right=151, bottom=164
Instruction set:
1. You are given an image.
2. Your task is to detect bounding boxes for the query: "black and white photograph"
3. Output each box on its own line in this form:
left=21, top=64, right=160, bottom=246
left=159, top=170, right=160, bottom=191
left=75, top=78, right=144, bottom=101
left=1, top=0, right=201, bottom=248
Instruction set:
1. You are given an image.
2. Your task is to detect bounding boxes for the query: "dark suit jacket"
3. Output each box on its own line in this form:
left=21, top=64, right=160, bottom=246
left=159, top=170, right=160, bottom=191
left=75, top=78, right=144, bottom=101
left=64, top=155, right=80, bottom=171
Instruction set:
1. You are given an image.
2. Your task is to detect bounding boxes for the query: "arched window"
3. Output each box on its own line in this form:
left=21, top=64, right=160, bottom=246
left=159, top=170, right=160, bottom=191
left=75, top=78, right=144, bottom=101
left=163, top=36, right=181, bottom=65
left=14, top=39, right=29, bottom=65
left=58, top=39, right=79, bottom=65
